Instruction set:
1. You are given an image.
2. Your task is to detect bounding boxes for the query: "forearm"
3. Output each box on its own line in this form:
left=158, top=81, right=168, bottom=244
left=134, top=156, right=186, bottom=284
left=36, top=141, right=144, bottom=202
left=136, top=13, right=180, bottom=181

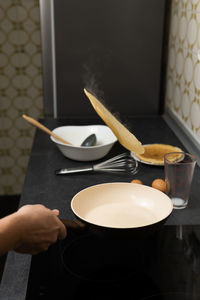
left=0, top=213, right=22, bottom=256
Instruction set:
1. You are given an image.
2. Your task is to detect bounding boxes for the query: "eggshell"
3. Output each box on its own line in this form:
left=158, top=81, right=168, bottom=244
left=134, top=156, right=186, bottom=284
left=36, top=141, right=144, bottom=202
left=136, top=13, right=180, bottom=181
left=152, top=179, right=166, bottom=193
left=131, top=179, right=143, bottom=185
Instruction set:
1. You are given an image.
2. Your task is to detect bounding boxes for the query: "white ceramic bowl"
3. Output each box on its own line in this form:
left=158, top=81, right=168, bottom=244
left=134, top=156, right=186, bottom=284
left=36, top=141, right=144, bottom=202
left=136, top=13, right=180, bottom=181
left=50, top=125, right=117, bottom=161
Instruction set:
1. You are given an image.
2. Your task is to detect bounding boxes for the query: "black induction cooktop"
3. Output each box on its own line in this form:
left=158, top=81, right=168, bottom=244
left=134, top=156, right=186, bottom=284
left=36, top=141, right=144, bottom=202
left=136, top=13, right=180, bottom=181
left=26, top=225, right=200, bottom=300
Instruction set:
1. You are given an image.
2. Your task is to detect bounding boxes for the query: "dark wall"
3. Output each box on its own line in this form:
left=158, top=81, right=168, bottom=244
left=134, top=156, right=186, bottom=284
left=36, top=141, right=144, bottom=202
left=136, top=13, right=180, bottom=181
left=52, top=0, right=166, bottom=118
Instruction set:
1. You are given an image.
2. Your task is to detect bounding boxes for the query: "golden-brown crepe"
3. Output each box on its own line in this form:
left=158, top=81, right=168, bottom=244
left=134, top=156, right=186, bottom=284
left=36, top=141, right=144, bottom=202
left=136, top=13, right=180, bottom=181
left=84, top=89, right=144, bottom=155
left=134, top=144, right=182, bottom=165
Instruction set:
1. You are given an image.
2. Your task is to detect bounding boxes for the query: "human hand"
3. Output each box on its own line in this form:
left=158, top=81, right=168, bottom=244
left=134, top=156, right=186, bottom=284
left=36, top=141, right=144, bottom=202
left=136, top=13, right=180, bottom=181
left=14, top=204, right=67, bottom=254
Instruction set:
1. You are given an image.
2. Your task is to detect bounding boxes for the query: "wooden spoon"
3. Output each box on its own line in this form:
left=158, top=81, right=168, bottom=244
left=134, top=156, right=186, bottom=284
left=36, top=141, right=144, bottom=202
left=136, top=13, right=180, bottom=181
left=84, top=89, right=144, bottom=154
left=22, top=114, right=71, bottom=145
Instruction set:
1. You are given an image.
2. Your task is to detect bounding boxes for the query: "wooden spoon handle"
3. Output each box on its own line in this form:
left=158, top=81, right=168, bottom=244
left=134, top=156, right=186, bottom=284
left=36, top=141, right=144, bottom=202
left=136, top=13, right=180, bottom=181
left=22, top=114, right=71, bottom=145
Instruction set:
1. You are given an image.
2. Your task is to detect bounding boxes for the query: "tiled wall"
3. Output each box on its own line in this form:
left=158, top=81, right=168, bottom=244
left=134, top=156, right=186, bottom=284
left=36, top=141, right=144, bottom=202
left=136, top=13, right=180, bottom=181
left=0, top=0, right=43, bottom=195
left=165, top=0, right=200, bottom=145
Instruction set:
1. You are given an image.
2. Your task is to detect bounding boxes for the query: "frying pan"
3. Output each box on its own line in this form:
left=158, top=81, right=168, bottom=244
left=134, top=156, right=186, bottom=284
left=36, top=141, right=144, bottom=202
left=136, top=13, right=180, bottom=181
left=64, top=182, right=173, bottom=238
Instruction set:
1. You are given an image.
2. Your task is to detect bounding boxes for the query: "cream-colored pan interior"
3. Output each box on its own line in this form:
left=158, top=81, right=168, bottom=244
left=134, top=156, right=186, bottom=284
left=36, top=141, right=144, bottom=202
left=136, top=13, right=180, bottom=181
left=71, top=183, right=173, bottom=229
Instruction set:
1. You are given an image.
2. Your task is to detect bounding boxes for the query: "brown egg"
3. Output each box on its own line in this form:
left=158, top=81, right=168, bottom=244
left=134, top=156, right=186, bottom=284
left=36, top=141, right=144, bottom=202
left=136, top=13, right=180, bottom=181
left=131, top=179, right=143, bottom=185
left=152, top=179, right=166, bottom=193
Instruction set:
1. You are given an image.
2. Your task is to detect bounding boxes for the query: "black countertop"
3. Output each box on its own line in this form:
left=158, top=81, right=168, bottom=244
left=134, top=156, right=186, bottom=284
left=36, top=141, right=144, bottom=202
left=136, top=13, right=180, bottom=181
left=1, top=116, right=200, bottom=299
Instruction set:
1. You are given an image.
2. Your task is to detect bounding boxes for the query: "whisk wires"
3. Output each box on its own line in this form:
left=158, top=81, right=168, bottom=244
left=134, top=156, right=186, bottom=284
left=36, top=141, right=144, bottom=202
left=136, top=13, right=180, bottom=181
left=93, top=152, right=138, bottom=175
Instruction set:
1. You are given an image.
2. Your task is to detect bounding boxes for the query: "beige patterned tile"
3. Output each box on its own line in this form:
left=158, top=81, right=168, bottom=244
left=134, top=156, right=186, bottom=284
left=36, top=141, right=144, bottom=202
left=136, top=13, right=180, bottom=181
left=0, top=0, right=43, bottom=195
left=166, top=0, right=200, bottom=146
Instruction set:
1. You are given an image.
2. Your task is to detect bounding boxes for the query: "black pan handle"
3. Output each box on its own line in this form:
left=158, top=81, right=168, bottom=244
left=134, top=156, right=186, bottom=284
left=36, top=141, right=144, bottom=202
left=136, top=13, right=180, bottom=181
left=60, top=218, right=86, bottom=231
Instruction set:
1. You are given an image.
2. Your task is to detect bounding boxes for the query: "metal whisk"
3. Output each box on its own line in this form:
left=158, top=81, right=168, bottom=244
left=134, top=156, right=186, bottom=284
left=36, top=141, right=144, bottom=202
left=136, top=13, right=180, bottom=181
left=55, top=153, right=138, bottom=175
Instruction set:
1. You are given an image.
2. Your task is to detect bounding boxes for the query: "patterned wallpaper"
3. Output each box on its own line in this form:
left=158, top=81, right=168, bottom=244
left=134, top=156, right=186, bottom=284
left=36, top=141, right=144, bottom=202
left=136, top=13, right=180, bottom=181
left=165, top=0, right=200, bottom=145
left=0, top=0, right=43, bottom=195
